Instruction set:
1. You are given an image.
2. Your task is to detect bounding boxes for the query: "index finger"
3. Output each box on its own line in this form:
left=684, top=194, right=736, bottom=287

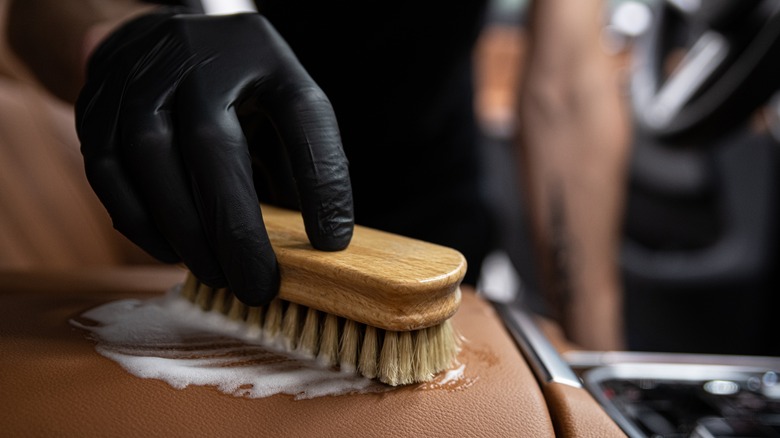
left=259, top=80, right=354, bottom=251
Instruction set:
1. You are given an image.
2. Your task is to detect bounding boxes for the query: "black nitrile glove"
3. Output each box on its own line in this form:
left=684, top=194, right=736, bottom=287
left=75, top=8, right=354, bottom=306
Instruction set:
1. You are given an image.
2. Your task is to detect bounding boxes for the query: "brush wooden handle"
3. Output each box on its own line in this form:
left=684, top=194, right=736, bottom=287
left=259, top=204, right=467, bottom=331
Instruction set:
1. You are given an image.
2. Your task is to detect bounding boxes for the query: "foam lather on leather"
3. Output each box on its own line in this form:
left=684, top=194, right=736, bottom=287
left=0, top=268, right=555, bottom=437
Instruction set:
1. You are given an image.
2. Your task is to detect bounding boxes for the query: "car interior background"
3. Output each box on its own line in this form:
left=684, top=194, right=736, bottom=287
left=1, top=0, right=779, bottom=436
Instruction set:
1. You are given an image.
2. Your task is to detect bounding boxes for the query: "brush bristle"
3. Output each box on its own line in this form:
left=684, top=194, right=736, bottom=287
left=179, top=274, right=460, bottom=386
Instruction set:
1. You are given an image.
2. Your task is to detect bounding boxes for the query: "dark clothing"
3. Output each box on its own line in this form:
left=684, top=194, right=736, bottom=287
left=256, top=1, right=495, bottom=285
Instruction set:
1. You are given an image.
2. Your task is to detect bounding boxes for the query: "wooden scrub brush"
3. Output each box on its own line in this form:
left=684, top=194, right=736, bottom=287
left=179, top=204, right=467, bottom=386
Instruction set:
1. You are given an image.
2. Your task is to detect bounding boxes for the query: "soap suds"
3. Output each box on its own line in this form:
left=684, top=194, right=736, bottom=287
left=415, top=361, right=478, bottom=392
left=71, top=284, right=386, bottom=400
left=71, top=284, right=472, bottom=399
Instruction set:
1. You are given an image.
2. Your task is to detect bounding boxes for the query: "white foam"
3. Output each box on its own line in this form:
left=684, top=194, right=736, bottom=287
left=439, top=363, right=466, bottom=385
left=71, top=285, right=385, bottom=400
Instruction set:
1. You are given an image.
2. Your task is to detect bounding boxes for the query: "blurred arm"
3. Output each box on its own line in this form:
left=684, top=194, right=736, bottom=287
left=515, top=0, right=631, bottom=350
left=6, top=0, right=156, bottom=103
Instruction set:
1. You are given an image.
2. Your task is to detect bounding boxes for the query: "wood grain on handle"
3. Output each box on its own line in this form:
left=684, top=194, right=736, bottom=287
left=260, top=204, right=467, bottom=331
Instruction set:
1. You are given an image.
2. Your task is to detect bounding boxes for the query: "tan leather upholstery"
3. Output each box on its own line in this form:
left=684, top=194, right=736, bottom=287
left=0, top=270, right=559, bottom=437
left=0, top=0, right=153, bottom=269
left=0, top=78, right=149, bottom=268
left=534, top=317, right=627, bottom=437
left=542, top=382, right=627, bottom=437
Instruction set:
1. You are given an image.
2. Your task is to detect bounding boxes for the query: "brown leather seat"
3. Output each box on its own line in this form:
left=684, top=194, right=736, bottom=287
left=0, top=270, right=553, bottom=437
left=0, top=0, right=153, bottom=269
left=0, top=75, right=157, bottom=269
left=0, top=270, right=624, bottom=437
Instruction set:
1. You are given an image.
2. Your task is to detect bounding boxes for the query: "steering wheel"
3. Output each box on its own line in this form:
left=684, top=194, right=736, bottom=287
left=631, top=0, right=780, bottom=139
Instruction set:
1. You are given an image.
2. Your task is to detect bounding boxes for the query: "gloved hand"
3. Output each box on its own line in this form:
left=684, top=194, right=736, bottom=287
left=75, top=8, right=354, bottom=306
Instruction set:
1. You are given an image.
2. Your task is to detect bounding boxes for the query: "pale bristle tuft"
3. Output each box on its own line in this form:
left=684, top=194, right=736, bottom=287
left=245, top=305, right=263, bottom=330
left=195, top=283, right=214, bottom=311
left=412, top=328, right=432, bottom=382
left=378, top=331, right=399, bottom=385
left=339, top=319, right=360, bottom=373
left=180, top=274, right=461, bottom=387
left=358, top=325, right=379, bottom=379
left=211, top=288, right=229, bottom=314
left=317, top=313, right=339, bottom=367
left=280, top=302, right=301, bottom=350
left=262, top=299, right=283, bottom=342
left=297, top=307, right=320, bottom=357
left=397, top=331, right=414, bottom=385
left=440, top=320, right=460, bottom=368
left=428, top=324, right=446, bottom=372
left=428, top=321, right=459, bottom=372
left=227, top=295, right=246, bottom=321
left=181, top=274, right=198, bottom=301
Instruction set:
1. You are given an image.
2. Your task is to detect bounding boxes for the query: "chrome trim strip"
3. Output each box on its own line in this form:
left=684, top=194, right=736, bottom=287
left=492, top=301, right=582, bottom=388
